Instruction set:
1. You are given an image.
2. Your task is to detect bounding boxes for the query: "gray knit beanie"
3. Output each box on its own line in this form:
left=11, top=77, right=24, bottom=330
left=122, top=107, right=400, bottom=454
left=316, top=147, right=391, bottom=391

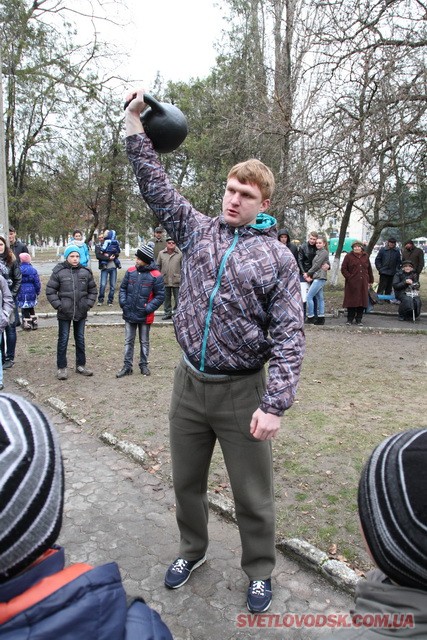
left=358, top=429, right=427, bottom=590
left=0, top=394, right=64, bottom=582
left=135, top=244, right=155, bottom=264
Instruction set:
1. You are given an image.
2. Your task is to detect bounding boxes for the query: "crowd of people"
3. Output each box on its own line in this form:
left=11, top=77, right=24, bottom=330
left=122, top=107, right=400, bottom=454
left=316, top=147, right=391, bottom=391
left=1, top=217, right=423, bottom=383
left=285, top=232, right=424, bottom=326
left=1, top=218, right=421, bottom=385
left=0, top=88, right=425, bottom=636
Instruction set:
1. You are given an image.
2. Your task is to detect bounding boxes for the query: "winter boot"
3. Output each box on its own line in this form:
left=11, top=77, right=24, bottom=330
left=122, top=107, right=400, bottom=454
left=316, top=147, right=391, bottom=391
left=30, top=315, right=38, bottom=330
left=314, top=316, right=325, bottom=325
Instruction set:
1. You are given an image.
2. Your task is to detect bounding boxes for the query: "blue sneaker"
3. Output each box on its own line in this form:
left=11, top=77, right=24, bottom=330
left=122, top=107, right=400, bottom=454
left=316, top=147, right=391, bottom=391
left=247, top=579, right=272, bottom=613
left=164, top=556, right=206, bottom=589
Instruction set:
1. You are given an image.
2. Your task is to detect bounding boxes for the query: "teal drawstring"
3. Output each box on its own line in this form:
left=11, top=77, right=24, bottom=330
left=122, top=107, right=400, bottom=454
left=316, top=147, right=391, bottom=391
left=200, top=229, right=239, bottom=371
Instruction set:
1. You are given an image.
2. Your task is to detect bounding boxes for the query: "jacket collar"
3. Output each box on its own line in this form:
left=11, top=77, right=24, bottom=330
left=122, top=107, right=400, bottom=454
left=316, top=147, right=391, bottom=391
left=0, top=546, right=65, bottom=602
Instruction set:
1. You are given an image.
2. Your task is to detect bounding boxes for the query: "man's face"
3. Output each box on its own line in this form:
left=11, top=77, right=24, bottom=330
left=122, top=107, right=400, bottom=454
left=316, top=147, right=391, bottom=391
left=9, top=231, right=16, bottom=244
left=405, top=243, right=413, bottom=250
left=98, top=234, right=104, bottom=243
left=67, top=252, right=80, bottom=266
left=222, top=178, right=269, bottom=228
left=387, top=241, right=396, bottom=249
left=308, top=234, right=317, bottom=245
left=135, top=257, right=144, bottom=267
left=155, top=231, right=163, bottom=239
left=166, top=240, right=176, bottom=252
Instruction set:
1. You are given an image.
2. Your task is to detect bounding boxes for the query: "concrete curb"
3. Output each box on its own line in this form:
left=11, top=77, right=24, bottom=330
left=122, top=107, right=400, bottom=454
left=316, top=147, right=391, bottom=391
left=13, top=376, right=362, bottom=596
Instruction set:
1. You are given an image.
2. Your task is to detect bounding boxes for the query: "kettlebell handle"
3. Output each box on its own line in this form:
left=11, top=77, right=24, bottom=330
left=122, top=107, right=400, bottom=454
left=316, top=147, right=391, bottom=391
left=123, top=92, right=188, bottom=153
left=123, top=93, right=163, bottom=113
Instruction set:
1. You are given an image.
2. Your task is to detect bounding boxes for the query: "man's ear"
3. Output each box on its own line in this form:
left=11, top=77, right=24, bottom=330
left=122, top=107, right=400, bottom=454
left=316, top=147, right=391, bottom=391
left=260, top=198, right=270, bottom=212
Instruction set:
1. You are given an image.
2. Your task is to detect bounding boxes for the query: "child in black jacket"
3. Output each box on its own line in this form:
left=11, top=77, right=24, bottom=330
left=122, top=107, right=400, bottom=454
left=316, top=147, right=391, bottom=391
left=46, top=245, right=97, bottom=380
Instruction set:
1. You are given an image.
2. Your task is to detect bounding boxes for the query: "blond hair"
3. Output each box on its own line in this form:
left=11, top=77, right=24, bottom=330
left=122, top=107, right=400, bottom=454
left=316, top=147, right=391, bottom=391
left=227, top=159, right=275, bottom=201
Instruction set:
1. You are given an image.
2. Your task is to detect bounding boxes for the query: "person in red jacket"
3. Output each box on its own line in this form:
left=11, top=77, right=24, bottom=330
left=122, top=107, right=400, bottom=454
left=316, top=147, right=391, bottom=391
left=0, top=393, right=172, bottom=640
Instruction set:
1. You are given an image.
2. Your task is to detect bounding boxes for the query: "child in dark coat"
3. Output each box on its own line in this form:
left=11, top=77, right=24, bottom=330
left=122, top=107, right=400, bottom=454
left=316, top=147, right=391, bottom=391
left=333, top=429, right=427, bottom=638
left=46, top=245, right=97, bottom=380
left=17, top=253, right=41, bottom=330
left=99, top=230, right=122, bottom=269
left=0, top=393, right=173, bottom=639
left=117, top=245, right=165, bottom=378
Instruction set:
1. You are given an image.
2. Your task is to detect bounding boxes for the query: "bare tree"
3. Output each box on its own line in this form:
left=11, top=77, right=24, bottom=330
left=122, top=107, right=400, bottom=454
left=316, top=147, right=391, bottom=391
left=0, top=0, right=126, bottom=232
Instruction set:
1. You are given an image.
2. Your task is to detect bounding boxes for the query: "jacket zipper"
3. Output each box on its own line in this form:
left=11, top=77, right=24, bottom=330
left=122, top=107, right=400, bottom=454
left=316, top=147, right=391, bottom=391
left=71, top=266, right=77, bottom=319
left=200, top=228, right=239, bottom=372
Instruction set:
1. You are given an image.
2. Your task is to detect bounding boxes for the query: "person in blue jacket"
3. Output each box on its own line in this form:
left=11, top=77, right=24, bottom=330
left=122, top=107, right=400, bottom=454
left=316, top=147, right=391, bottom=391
left=67, top=229, right=91, bottom=268
left=117, top=244, right=165, bottom=378
left=0, top=393, right=173, bottom=640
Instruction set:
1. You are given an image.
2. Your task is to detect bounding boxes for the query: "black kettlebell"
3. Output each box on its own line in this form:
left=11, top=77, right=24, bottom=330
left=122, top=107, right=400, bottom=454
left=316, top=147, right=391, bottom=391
left=124, top=93, right=188, bottom=153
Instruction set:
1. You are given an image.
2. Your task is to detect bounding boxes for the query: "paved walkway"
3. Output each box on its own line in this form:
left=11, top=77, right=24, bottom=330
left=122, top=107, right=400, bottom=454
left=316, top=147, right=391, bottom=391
left=7, top=377, right=353, bottom=640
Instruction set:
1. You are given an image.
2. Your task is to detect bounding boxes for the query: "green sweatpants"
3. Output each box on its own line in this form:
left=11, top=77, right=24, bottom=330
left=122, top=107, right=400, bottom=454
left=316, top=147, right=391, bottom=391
left=169, top=358, right=276, bottom=580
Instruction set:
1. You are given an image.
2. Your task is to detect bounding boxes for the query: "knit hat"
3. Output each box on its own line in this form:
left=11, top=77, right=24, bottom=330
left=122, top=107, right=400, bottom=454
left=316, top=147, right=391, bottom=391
left=19, top=252, right=31, bottom=264
left=351, top=240, right=363, bottom=248
left=135, top=244, right=154, bottom=264
left=358, top=429, right=427, bottom=590
left=0, top=394, right=64, bottom=582
left=387, top=237, right=397, bottom=243
left=64, top=245, right=80, bottom=260
left=402, top=260, right=414, bottom=267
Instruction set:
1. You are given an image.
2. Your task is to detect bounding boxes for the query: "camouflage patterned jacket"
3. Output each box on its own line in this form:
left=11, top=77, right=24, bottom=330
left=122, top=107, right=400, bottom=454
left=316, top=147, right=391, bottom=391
left=126, top=133, right=305, bottom=415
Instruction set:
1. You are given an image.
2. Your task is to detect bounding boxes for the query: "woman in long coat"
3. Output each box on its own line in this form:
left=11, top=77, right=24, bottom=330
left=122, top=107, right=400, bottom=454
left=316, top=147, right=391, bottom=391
left=341, top=241, right=374, bottom=326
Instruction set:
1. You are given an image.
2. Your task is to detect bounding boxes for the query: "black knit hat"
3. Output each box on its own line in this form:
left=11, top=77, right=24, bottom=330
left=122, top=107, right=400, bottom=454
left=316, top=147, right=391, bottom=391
left=0, top=394, right=64, bottom=582
left=135, top=244, right=154, bottom=264
left=358, top=429, right=427, bottom=590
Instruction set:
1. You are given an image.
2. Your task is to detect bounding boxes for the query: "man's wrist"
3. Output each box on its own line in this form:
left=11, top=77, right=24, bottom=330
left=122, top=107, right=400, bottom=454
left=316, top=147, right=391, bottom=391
left=125, top=111, right=144, bottom=137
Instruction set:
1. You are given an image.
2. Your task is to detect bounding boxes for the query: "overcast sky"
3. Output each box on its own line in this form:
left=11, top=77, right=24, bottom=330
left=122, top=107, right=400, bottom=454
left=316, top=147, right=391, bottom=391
left=96, top=0, right=225, bottom=89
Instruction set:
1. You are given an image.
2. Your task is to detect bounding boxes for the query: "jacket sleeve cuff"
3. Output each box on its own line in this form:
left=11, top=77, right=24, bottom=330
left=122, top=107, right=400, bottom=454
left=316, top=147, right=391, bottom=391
left=259, top=402, right=285, bottom=417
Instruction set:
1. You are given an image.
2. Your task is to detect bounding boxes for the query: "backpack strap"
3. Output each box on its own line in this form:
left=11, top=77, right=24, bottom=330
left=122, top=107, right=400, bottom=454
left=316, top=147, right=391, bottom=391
left=0, top=563, right=93, bottom=624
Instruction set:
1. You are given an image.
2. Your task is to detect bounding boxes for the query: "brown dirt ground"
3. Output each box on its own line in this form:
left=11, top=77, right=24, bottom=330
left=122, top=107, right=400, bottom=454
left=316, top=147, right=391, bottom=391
left=10, top=309, right=427, bottom=575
